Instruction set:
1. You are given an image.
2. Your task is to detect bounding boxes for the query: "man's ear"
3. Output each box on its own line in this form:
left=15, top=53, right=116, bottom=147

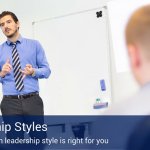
left=128, top=44, right=141, bottom=68
left=16, top=21, right=20, bottom=30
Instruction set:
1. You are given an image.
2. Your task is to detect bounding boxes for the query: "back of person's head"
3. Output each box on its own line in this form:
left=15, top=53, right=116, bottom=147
left=0, top=11, right=18, bottom=23
left=126, top=5, right=150, bottom=59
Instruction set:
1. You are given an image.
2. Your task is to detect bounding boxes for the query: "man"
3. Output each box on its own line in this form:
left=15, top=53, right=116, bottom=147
left=124, top=5, right=150, bottom=149
left=0, top=12, right=50, bottom=147
left=0, top=11, right=51, bottom=116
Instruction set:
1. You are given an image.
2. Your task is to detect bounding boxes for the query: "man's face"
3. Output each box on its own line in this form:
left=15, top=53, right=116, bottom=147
left=0, top=15, right=19, bottom=38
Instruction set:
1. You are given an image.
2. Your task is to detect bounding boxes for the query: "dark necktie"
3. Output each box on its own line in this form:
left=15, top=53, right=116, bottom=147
left=11, top=42, right=24, bottom=91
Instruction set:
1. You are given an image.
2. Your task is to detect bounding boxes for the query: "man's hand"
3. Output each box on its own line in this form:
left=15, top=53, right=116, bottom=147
left=20, top=64, right=35, bottom=79
left=0, top=58, right=12, bottom=77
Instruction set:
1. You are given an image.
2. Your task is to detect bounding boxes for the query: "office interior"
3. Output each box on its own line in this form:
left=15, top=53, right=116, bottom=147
left=0, top=0, right=149, bottom=143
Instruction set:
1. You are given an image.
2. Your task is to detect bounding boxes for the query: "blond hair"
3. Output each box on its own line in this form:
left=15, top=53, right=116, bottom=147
left=126, top=5, right=150, bottom=54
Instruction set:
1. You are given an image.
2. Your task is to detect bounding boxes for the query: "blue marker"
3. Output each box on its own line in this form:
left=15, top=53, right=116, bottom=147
left=100, top=79, right=106, bottom=91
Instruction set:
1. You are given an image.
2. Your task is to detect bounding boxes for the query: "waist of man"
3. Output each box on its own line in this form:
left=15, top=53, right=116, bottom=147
left=3, top=92, right=39, bottom=100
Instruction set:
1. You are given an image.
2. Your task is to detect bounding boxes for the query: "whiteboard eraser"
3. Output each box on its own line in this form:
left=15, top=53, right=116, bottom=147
left=93, top=102, right=108, bottom=109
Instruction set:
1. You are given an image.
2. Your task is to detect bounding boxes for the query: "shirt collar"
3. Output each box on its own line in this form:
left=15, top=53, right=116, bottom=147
left=6, top=35, right=23, bottom=46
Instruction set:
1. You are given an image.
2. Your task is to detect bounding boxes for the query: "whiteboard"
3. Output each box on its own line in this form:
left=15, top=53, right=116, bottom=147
left=33, top=8, right=111, bottom=115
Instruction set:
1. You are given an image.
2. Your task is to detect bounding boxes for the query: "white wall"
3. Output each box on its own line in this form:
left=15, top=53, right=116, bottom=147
left=0, top=0, right=108, bottom=40
left=108, top=21, right=139, bottom=102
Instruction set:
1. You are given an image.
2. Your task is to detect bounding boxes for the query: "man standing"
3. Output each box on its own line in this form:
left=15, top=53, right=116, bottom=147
left=0, top=11, right=51, bottom=116
left=0, top=12, right=50, bottom=150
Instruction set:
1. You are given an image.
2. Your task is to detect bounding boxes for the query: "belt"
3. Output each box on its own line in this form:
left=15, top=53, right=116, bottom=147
left=3, top=92, right=39, bottom=99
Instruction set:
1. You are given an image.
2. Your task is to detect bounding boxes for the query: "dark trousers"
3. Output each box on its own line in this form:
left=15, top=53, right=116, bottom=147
left=0, top=94, right=44, bottom=115
left=0, top=94, right=46, bottom=149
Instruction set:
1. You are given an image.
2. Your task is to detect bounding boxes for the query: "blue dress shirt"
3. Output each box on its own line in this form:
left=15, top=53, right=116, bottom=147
left=0, top=36, right=51, bottom=95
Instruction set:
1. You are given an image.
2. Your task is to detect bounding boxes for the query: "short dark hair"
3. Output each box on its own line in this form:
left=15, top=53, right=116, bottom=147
left=0, top=11, right=19, bottom=23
